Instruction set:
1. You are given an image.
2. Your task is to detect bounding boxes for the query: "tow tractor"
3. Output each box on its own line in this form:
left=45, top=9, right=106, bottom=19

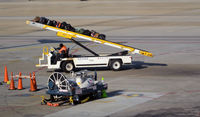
left=26, top=19, right=153, bottom=72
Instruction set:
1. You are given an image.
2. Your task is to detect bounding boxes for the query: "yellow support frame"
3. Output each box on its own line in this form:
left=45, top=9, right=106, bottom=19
left=26, top=20, right=153, bottom=57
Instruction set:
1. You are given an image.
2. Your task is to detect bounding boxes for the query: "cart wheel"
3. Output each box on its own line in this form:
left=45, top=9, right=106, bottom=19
left=110, top=60, right=122, bottom=71
left=72, top=95, right=80, bottom=105
left=73, top=95, right=80, bottom=102
left=94, top=90, right=102, bottom=99
left=50, top=95, right=55, bottom=102
left=61, top=61, right=74, bottom=72
left=48, top=72, right=72, bottom=93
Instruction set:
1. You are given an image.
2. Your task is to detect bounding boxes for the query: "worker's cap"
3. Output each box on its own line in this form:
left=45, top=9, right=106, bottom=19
left=59, top=43, right=64, bottom=47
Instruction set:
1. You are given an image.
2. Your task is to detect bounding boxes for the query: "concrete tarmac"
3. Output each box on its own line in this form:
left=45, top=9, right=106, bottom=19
left=0, top=0, right=200, bottom=117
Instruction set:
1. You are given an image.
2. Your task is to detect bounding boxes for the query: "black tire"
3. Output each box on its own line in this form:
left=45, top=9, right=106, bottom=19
left=93, top=90, right=102, bottom=99
left=50, top=95, right=55, bottom=102
left=61, top=61, right=74, bottom=72
left=73, top=95, right=80, bottom=105
left=110, top=60, right=122, bottom=71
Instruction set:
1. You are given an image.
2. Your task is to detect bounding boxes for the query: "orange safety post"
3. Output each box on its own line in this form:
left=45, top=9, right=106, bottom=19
left=17, top=72, right=23, bottom=90
left=9, top=72, right=16, bottom=90
left=29, top=73, right=36, bottom=92
left=32, top=72, right=37, bottom=90
left=4, top=66, right=9, bottom=83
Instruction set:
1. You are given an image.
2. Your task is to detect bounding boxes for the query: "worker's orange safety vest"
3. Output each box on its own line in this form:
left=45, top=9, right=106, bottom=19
left=59, top=46, right=67, bottom=54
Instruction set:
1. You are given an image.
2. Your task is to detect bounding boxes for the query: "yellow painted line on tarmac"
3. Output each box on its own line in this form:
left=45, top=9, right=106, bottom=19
left=121, top=93, right=144, bottom=98
left=123, top=94, right=139, bottom=98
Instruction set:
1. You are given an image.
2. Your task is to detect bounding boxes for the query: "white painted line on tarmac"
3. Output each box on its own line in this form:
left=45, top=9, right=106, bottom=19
left=45, top=92, right=163, bottom=117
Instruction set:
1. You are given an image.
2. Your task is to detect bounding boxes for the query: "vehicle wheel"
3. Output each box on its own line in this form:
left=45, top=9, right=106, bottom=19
left=110, top=60, right=122, bottom=71
left=93, top=90, right=102, bottom=99
left=73, top=95, right=80, bottom=105
left=48, top=72, right=72, bottom=92
left=61, top=61, right=74, bottom=72
left=50, top=95, right=55, bottom=102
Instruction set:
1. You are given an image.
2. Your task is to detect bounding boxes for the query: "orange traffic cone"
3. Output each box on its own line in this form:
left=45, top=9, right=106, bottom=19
left=4, top=66, right=9, bottom=83
left=9, top=72, right=16, bottom=90
left=29, top=73, right=36, bottom=92
left=17, top=72, right=23, bottom=90
left=32, top=72, right=37, bottom=90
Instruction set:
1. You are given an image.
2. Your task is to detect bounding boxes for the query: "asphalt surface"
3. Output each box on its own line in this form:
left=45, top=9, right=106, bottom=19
left=0, top=0, right=200, bottom=117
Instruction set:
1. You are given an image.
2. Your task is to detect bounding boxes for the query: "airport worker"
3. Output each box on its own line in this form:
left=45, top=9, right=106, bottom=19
left=58, top=43, right=67, bottom=54
left=53, top=43, right=68, bottom=64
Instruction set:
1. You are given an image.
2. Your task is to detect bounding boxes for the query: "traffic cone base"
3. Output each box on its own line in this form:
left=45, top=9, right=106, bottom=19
left=9, top=83, right=16, bottom=90
left=9, top=88, right=16, bottom=90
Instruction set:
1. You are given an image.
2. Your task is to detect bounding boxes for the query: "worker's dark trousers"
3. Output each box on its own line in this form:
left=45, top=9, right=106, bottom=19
left=53, top=53, right=61, bottom=64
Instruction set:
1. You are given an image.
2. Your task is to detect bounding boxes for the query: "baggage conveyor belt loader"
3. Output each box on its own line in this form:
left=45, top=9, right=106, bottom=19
left=26, top=20, right=153, bottom=72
